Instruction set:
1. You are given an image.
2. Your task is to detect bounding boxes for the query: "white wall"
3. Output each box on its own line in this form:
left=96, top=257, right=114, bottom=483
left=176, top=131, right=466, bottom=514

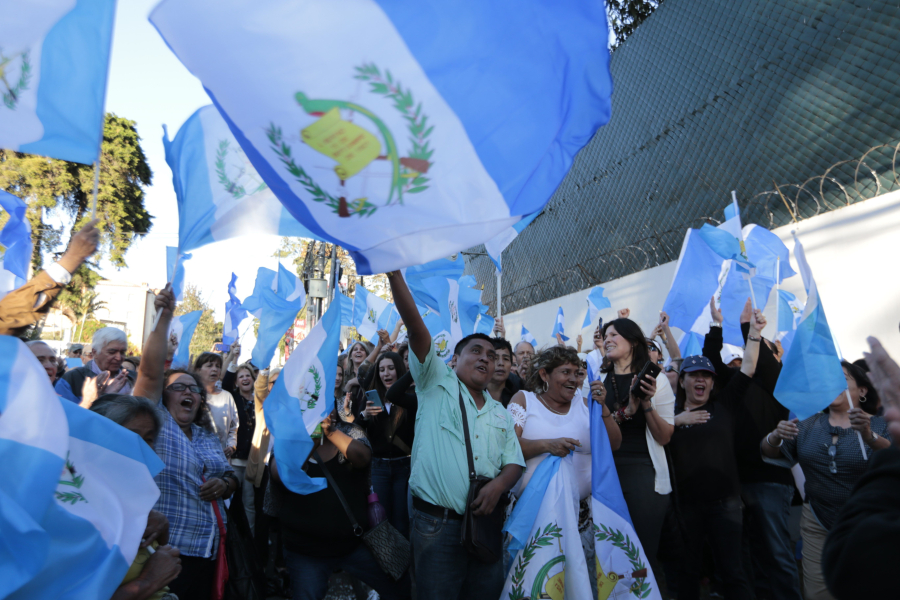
left=502, top=190, right=900, bottom=362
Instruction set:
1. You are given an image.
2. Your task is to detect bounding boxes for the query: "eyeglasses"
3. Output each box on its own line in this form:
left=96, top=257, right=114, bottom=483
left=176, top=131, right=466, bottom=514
left=72, top=350, right=82, bottom=356
left=167, top=383, right=202, bottom=394
left=827, top=444, right=837, bottom=474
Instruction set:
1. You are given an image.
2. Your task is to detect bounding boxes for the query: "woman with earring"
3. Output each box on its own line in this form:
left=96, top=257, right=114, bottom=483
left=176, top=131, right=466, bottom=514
left=599, top=317, right=675, bottom=583
left=761, top=361, right=890, bottom=600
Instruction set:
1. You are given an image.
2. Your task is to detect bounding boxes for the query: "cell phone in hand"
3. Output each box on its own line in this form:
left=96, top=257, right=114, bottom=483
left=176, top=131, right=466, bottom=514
left=630, top=361, right=662, bottom=401
left=365, top=388, right=383, bottom=409
left=213, top=343, right=230, bottom=352
left=598, top=317, right=604, bottom=330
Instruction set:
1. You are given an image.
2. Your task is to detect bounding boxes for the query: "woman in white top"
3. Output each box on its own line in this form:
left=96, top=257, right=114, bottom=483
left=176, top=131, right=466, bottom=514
left=508, top=346, right=621, bottom=501
left=194, top=352, right=239, bottom=456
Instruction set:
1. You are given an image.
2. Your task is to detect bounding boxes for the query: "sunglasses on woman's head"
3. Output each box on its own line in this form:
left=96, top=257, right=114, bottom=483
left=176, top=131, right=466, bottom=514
left=167, top=383, right=202, bottom=394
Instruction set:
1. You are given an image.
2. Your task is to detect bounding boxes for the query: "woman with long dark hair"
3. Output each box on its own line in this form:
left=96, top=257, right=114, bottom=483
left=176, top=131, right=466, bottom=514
left=359, top=351, right=417, bottom=537
left=762, top=360, right=891, bottom=600
left=599, top=317, right=675, bottom=580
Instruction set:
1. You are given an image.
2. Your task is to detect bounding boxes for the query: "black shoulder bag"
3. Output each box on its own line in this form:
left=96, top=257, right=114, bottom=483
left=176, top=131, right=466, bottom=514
left=313, top=450, right=410, bottom=581
left=458, top=390, right=507, bottom=563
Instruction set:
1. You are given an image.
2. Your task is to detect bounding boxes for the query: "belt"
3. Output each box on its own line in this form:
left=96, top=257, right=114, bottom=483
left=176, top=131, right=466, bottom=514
left=412, top=496, right=464, bottom=520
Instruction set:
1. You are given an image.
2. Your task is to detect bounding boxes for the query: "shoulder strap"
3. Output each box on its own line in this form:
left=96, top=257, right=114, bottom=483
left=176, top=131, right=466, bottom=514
left=313, top=450, right=364, bottom=536
left=458, top=386, right=477, bottom=483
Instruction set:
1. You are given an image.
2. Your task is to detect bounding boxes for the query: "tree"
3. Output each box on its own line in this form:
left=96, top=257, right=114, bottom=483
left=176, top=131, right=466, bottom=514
left=607, top=0, right=664, bottom=49
left=176, top=284, right=224, bottom=359
left=0, top=113, right=153, bottom=270
left=73, top=291, right=107, bottom=342
left=275, top=237, right=391, bottom=300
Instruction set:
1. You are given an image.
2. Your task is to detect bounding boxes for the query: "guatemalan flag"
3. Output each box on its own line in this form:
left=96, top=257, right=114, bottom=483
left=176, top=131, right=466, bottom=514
left=776, top=289, right=804, bottom=353
left=0, top=0, right=116, bottom=164
left=242, top=265, right=307, bottom=368
left=773, top=234, right=847, bottom=420
left=351, top=285, right=396, bottom=343
left=12, top=401, right=164, bottom=600
left=168, top=310, right=203, bottom=369
left=150, top=0, right=613, bottom=274
left=0, top=190, right=33, bottom=299
left=164, top=105, right=318, bottom=253
left=165, top=246, right=190, bottom=302
left=222, top=273, right=248, bottom=347
left=521, top=325, right=537, bottom=348
left=485, top=211, right=540, bottom=273
left=264, top=292, right=342, bottom=494
left=589, top=364, right=662, bottom=600
left=0, top=337, right=68, bottom=598
left=552, top=306, right=569, bottom=342
left=582, top=286, right=611, bottom=329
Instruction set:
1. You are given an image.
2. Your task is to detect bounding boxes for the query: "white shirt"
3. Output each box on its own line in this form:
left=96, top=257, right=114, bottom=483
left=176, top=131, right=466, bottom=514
left=206, top=389, right=239, bottom=451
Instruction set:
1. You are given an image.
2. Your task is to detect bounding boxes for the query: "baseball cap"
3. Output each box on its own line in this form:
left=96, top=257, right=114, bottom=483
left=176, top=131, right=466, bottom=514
left=680, top=355, right=715, bottom=374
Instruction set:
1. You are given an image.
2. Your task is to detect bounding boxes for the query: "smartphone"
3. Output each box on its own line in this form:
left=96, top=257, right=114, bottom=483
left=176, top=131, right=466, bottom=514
left=598, top=317, right=604, bottom=330
left=630, top=361, right=663, bottom=400
left=213, top=343, right=230, bottom=352
left=365, top=388, right=383, bottom=409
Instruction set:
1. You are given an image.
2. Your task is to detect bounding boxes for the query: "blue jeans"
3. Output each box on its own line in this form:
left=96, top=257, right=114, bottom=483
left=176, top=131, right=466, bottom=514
left=283, top=544, right=411, bottom=600
left=411, top=505, right=504, bottom=600
left=372, top=457, right=411, bottom=538
left=678, top=496, right=752, bottom=600
left=741, top=482, right=802, bottom=600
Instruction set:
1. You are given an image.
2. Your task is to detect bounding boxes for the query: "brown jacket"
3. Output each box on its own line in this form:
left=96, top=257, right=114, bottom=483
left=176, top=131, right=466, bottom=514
left=0, top=270, right=66, bottom=337
left=245, top=370, right=273, bottom=487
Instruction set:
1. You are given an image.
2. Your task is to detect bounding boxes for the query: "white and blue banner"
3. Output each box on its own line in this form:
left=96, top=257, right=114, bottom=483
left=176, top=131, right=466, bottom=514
left=589, top=364, right=662, bottom=600
left=264, top=293, right=342, bottom=494
left=551, top=306, right=569, bottom=342
left=485, top=211, right=540, bottom=273
left=165, top=246, right=190, bottom=301
left=0, top=190, right=33, bottom=298
left=582, top=286, right=611, bottom=329
left=222, top=272, right=248, bottom=347
left=776, top=289, right=803, bottom=353
left=11, top=400, right=164, bottom=600
left=351, top=285, right=395, bottom=342
left=0, top=0, right=116, bottom=165
left=521, top=325, right=537, bottom=348
left=242, top=265, right=306, bottom=367
left=163, top=105, right=318, bottom=253
left=403, top=256, right=465, bottom=315
left=773, top=234, right=847, bottom=420
left=150, top=0, right=613, bottom=274
left=0, top=337, right=68, bottom=598
left=168, top=310, right=202, bottom=369
left=501, top=454, right=592, bottom=600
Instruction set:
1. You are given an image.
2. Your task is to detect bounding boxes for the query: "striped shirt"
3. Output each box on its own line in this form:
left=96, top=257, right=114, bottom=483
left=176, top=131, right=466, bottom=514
left=153, top=407, right=233, bottom=558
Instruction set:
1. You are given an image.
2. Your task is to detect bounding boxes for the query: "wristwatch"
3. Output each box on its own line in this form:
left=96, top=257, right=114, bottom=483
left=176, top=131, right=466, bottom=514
left=868, top=432, right=880, bottom=444
left=709, top=321, right=722, bottom=328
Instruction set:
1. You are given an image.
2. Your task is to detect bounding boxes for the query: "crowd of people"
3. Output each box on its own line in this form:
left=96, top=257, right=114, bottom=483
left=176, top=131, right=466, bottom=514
left=6, top=225, right=900, bottom=600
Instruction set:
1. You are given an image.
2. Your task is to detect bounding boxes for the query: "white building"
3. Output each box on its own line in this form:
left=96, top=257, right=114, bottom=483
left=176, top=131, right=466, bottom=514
left=92, top=280, right=157, bottom=351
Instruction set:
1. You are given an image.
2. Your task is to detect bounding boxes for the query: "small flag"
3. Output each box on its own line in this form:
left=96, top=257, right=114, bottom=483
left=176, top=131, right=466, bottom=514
left=776, top=289, right=804, bottom=353
left=150, top=0, right=613, bottom=274
left=164, top=105, right=318, bottom=253
left=551, top=306, right=569, bottom=342
left=582, top=286, right=611, bottom=329
left=222, top=273, right=248, bottom=347
left=521, top=325, right=537, bottom=347
left=351, top=286, right=394, bottom=343
left=168, top=310, right=202, bottom=369
left=165, top=246, right=191, bottom=301
left=335, top=290, right=355, bottom=327
left=662, top=229, right=730, bottom=335
left=0, top=190, right=33, bottom=298
left=403, top=256, right=466, bottom=314
left=0, top=0, right=116, bottom=164
left=264, top=292, right=342, bottom=494
left=773, top=234, right=847, bottom=420
left=242, top=265, right=306, bottom=368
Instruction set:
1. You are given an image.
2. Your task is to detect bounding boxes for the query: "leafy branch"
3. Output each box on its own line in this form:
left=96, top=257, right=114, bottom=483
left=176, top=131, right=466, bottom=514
left=508, top=522, right=563, bottom=600
left=354, top=62, right=433, bottom=195
left=594, top=523, right=651, bottom=598
left=2, top=51, right=31, bottom=110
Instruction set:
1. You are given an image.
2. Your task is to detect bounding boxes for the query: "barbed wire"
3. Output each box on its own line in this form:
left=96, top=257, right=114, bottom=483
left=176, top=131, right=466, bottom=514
left=470, top=140, right=900, bottom=315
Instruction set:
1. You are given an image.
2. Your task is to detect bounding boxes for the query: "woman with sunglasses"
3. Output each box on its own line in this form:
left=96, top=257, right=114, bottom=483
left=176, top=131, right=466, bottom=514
left=133, top=285, right=237, bottom=599
left=761, top=361, right=891, bottom=600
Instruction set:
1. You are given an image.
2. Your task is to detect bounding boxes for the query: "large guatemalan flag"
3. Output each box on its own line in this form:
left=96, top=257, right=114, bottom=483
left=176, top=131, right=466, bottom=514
left=0, top=0, right=116, bottom=164
left=164, top=105, right=318, bottom=253
left=264, top=293, right=342, bottom=494
left=150, top=0, right=613, bottom=274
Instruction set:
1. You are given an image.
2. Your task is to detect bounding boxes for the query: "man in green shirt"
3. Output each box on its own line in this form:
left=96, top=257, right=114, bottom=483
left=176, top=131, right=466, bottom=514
left=386, top=271, right=524, bottom=600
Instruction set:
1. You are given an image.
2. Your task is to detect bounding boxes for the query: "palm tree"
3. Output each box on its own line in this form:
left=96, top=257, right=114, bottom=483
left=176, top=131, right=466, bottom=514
left=74, top=291, right=107, bottom=342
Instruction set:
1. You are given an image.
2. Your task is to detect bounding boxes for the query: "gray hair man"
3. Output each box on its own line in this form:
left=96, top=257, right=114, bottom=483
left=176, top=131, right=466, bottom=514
left=58, top=327, right=131, bottom=400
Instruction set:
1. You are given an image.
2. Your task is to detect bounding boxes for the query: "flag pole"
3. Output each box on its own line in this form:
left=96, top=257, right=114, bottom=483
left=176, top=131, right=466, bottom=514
left=496, top=269, right=502, bottom=324
left=844, top=389, right=868, bottom=460
left=775, top=257, right=781, bottom=331
left=90, top=161, right=100, bottom=219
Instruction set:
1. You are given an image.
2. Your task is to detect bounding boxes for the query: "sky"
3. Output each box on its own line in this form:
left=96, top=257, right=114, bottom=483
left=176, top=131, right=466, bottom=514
left=98, top=0, right=288, bottom=326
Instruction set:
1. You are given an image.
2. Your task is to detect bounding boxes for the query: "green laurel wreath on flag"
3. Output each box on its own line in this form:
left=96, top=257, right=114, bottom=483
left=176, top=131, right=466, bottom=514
left=265, top=124, right=347, bottom=212
left=215, top=139, right=267, bottom=200
left=299, top=366, right=323, bottom=413
left=1, top=50, right=32, bottom=110
left=508, top=522, right=563, bottom=600
left=56, top=454, right=88, bottom=505
left=593, top=523, right=652, bottom=598
left=354, top=62, right=433, bottom=196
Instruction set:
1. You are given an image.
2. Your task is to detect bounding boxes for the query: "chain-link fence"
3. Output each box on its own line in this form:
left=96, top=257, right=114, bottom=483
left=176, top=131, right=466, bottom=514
left=464, top=0, right=900, bottom=316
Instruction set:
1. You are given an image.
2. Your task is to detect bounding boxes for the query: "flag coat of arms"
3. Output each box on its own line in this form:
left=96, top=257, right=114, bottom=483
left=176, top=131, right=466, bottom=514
left=0, top=0, right=116, bottom=164
left=150, top=0, right=613, bottom=274
left=264, top=293, right=342, bottom=494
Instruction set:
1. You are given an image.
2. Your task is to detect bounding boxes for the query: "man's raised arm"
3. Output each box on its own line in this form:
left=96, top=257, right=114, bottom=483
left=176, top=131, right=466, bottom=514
left=386, top=271, right=431, bottom=362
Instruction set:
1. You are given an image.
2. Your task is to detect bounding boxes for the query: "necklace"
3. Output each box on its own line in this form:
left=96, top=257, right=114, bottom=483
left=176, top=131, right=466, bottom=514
left=536, top=392, right=568, bottom=415
left=609, top=373, right=630, bottom=410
